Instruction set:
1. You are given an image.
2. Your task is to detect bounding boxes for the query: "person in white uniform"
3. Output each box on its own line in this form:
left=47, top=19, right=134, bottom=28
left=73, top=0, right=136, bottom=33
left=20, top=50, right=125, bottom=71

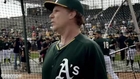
left=3, top=38, right=11, bottom=64
left=125, top=34, right=138, bottom=67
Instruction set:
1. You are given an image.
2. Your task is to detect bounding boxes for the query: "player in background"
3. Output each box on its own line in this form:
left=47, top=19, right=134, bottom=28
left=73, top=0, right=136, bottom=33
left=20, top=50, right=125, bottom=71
left=13, top=38, right=21, bottom=70
left=39, top=38, right=51, bottom=64
left=0, top=37, right=4, bottom=64
left=8, top=37, right=15, bottom=61
left=0, top=37, right=3, bottom=79
left=108, top=34, right=117, bottom=64
left=125, top=33, right=138, bottom=67
left=37, top=37, right=43, bottom=64
left=20, top=40, right=31, bottom=72
left=117, top=33, right=127, bottom=61
left=94, top=31, right=119, bottom=79
left=88, top=29, right=94, bottom=39
left=3, top=38, right=11, bottom=64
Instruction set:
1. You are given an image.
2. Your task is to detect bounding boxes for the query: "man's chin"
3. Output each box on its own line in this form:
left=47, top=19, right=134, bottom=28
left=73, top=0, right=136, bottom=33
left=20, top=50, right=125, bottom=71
left=51, top=26, right=63, bottom=33
left=51, top=27, right=58, bottom=31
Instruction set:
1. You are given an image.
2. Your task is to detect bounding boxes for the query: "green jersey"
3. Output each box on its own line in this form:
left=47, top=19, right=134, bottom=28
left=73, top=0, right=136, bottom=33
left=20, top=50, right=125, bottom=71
left=3, top=42, right=10, bottom=50
left=109, top=38, right=116, bottom=50
left=42, top=34, right=107, bottom=79
left=94, top=38, right=110, bottom=56
left=125, top=38, right=138, bottom=49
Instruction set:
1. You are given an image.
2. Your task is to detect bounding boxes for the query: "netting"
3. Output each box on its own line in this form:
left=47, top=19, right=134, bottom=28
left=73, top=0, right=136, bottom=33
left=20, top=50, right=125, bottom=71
left=0, top=0, right=140, bottom=79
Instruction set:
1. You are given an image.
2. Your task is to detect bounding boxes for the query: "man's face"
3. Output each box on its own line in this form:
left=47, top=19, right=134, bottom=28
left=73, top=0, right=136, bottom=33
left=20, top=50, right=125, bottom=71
left=94, top=33, right=99, bottom=39
left=49, top=6, right=70, bottom=31
left=109, top=35, right=112, bottom=38
left=46, top=39, right=50, bottom=43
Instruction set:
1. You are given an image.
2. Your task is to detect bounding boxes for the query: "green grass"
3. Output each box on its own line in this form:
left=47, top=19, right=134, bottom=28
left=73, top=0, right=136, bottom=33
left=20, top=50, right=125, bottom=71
left=114, top=54, right=140, bottom=62
left=30, top=52, right=140, bottom=62
left=30, top=53, right=39, bottom=59
left=10, top=51, right=140, bottom=62
left=9, top=52, right=39, bottom=61
left=30, top=52, right=140, bottom=61
left=134, top=54, right=140, bottom=62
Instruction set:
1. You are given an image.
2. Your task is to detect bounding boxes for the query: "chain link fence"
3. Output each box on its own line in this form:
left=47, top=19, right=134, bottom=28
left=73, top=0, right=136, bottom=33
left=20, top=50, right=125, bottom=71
left=0, top=0, right=140, bottom=79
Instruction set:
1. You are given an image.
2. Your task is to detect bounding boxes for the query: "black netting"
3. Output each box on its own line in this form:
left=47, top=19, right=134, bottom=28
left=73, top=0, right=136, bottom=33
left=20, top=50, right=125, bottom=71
left=0, top=0, right=140, bottom=79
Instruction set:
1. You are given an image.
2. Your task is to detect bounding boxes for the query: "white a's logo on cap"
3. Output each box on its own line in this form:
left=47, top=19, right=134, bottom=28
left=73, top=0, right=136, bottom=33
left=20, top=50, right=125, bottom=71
left=55, top=0, right=58, bottom=3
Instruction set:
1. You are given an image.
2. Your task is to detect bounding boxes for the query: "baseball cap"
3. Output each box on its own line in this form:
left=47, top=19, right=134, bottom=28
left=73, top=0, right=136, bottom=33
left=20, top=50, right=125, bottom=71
left=108, top=34, right=112, bottom=36
left=96, top=31, right=102, bottom=34
left=44, top=0, right=84, bottom=15
left=45, top=37, right=50, bottom=40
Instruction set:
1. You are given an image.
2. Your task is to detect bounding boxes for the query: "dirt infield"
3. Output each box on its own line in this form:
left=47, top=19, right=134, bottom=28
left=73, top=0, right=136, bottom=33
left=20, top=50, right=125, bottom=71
left=108, top=72, right=140, bottom=79
left=18, top=73, right=140, bottom=79
left=18, top=73, right=42, bottom=79
left=2, top=72, right=137, bottom=79
left=117, top=73, right=140, bottom=79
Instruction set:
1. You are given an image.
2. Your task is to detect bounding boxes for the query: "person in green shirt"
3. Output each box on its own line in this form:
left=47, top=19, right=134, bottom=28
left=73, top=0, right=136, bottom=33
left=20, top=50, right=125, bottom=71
left=42, top=0, right=108, bottom=79
left=3, top=38, right=11, bottom=64
left=108, top=34, right=117, bottom=63
left=94, top=31, right=119, bottom=79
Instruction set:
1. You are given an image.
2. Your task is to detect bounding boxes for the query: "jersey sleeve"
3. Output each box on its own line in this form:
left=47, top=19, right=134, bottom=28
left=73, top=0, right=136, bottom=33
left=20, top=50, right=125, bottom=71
left=124, top=38, right=129, bottom=43
left=112, top=39, right=117, bottom=44
left=135, top=37, right=139, bottom=42
left=83, top=41, right=108, bottom=79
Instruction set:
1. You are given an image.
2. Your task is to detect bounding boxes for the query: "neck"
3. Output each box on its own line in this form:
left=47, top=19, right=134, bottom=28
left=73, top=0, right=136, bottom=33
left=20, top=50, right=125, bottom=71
left=59, top=24, right=81, bottom=45
left=96, top=36, right=102, bottom=39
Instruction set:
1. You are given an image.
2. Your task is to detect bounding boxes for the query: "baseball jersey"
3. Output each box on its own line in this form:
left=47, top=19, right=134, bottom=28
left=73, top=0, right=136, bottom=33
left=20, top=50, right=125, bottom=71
left=109, top=38, right=116, bottom=50
left=3, top=42, right=10, bottom=50
left=94, top=38, right=110, bottom=56
left=42, top=34, right=108, bottom=79
left=125, top=38, right=138, bottom=49
left=9, top=41, right=14, bottom=48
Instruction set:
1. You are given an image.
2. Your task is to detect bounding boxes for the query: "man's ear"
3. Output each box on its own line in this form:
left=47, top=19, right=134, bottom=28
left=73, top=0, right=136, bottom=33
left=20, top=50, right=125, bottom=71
left=68, top=11, right=76, bottom=19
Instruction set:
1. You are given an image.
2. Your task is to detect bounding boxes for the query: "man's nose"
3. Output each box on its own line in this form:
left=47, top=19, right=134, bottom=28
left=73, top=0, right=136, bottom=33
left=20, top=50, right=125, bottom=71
left=49, top=12, right=54, bottom=19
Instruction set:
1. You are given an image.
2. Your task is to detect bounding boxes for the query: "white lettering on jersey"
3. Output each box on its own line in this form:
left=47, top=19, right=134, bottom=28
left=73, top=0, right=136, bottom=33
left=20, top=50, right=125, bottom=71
left=103, top=42, right=109, bottom=49
left=72, top=66, right=80, bottom=75
left=55, top=58, right=80, bottom=79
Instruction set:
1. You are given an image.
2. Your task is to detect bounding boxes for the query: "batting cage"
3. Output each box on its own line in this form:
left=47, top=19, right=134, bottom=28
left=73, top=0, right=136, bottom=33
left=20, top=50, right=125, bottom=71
left=0, top=0, right=140, bottom=79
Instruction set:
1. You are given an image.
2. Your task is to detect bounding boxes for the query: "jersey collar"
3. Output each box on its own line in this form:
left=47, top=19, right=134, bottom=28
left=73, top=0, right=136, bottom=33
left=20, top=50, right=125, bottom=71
left=56, top=33, right=83, bottom=50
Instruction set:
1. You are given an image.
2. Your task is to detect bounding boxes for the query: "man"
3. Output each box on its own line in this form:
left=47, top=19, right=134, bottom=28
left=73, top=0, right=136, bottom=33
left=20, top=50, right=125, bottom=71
left=94, top=31, right=119, bottom=79
left=0, top=37, right=4, bottom=64
left=13, top=38, right=21, bottom=70
left=125, top=33, right=138, bottom=67
left=37, top=37, right=43, bottom=64
left=88, top=29, right=94, bottom=39
left=42, top=0, right=108, bottom=79
left=40, top=38, right=51, bottom=63
left=108, top=34, right=117, bottom=63
left=20, top=40, right=31, bottom=72
left=8, top=37, right=15, bottom=62
left=117, top=32, right=127, bottom=60
left=3, top=38, right=11, bottom=64
left=0, top=37, right=3, bottom=79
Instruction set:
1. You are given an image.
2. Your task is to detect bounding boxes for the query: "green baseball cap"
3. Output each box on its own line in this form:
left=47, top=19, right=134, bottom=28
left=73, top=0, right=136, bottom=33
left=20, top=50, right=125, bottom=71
left=44, top=0, right=84, bottom=15
left=93, top=31, right=102, bottom=35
